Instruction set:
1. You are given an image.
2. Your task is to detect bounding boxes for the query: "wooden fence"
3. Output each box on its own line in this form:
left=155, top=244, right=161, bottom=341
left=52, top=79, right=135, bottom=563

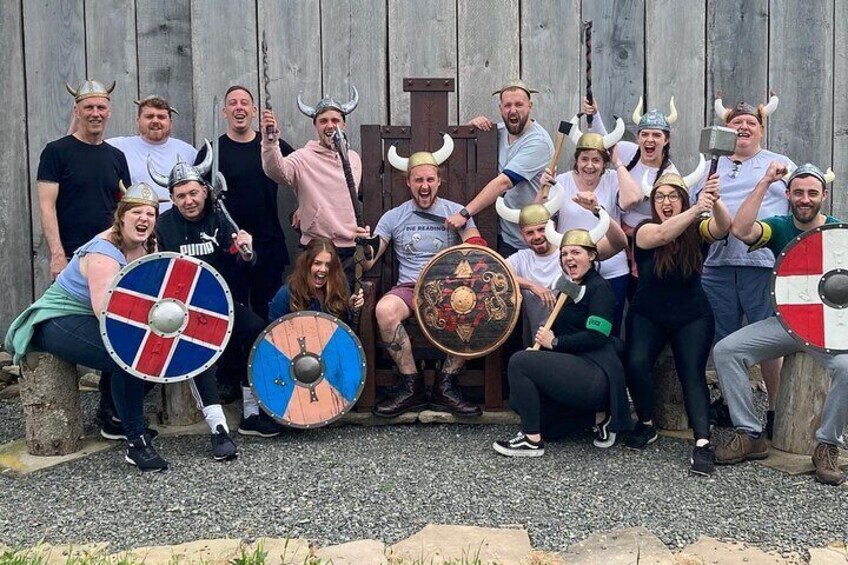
left=1, top=0, right=845, bottom=335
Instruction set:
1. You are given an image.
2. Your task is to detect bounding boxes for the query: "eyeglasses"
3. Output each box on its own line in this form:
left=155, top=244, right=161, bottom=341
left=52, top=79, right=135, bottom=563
left=729, top=160, right=743, bottom=179
left=653, top=192, right=681, bottom=203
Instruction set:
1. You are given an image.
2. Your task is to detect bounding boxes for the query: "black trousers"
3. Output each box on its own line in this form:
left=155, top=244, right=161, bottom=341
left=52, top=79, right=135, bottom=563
left=223, top=241, right=289, bottom=322
left=624, top=310, right=714, bottom=440
left=216, top=301, right=268, bottom=388
left=507, top=350, right=609, bottom=435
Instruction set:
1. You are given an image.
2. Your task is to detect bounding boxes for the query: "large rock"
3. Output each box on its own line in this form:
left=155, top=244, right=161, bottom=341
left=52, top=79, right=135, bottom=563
left=560, top=526, right=674, bottom=564
left=22, top=542, right=110, bottom=565
left=390, top=524, right=532, bottom=565
left=315, top=539, right=387, bottom=565
left=809, top=543, right=848, bottom=565
left=677, top=537, right=794, bottom=564
left=249, top=537, right=311, bottom=564
left=0, top=383, right=20, bottom=399
left=125, top=539, right=243, bottom=564
left=0, top=351, right=13, bottom=368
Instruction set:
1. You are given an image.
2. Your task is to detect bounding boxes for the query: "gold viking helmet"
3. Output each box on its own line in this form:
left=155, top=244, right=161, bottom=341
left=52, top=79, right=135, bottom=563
left=134, top=94, right=179, bottom=115
left=387, top=133, right=455, bottom=173
left=65, top=79, right=116, bottom=103
left=491, top=80, right=539, bottom=99
left=566, top=114, right=626, bottom=154
left=544, top=208, right=611, bottom=250
left=118, top=181, right=160, bottom=211
left=496, top=184, right=563, bottom=227
left=641, top=154, right=707, bottom=198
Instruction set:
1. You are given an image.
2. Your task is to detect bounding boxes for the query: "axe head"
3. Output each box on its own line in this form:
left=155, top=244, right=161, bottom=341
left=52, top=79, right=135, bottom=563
left=551, top=274, right=586, bottom=303
left=558, top=121, right=571, bottom=135
left=699, top=126, right=738, bottom=157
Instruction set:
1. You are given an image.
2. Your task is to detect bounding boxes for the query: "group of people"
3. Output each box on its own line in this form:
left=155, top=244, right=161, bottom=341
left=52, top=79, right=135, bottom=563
left=4, top=77, right=845, bottom=487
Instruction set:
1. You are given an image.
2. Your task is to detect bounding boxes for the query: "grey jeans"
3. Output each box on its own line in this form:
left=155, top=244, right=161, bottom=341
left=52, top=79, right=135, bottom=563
left=520, top=290, right=552, bottom=348
left=714, top=316, right=848, bottom=445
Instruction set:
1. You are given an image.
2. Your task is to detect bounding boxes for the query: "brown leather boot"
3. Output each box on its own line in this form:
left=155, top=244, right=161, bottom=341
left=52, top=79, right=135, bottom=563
left=429, top=372, right=482, bottom=417
left=812, top=442, right=846, bottom=486
left=372, top=372, right=427, bottom=418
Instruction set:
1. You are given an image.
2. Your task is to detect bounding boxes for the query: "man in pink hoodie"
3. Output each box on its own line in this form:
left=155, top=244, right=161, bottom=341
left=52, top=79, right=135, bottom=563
left=261, top=89, right=361, bottom=277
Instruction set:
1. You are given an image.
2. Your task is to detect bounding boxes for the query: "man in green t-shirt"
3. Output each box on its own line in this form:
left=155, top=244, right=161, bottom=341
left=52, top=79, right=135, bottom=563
left=712, top=162, right=846, bottom=486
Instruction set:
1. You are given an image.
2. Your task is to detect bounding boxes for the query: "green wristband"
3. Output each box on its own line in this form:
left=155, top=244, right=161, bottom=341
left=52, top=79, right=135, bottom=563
left=586, top=315, right=612, bottom=337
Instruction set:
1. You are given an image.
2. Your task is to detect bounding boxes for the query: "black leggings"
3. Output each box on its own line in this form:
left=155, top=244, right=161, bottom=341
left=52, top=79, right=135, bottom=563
left=624, top=310, right=714, bottom=440
left=215, top=301, right=267, bottom=387
left=507, top=350, right=609, bottom=435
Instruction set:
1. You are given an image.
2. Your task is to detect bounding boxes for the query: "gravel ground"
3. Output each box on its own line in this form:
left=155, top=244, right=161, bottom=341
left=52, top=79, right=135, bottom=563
left=1, top=393, right=846, bottom=558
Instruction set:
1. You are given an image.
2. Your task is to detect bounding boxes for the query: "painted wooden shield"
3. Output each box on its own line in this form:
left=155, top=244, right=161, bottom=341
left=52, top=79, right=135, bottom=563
left=100, top=252, right=234, bottom=383
left=771, top=223, right=848, bottom=353
left=414, top=244, right=521, bottom=358
left=248, top=311, right=366, bottom=428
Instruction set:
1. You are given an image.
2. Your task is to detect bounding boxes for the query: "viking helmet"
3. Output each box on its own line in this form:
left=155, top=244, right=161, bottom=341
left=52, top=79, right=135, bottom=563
left=134, top=95, right=179, bottom=115
left=714, top=92, right=778, bottom=125
left=544, top=208, right=611, bottom=250
left=567, top=114, right=626, bottom=154
left=148, top=140, right=213, bottom=191
left=631, top=96, right=678, bottom=132
left=641, top=154, right=707, bottom=198
left=783, top=163, right=836, bottom=188
left=492, top=80, right=539, bottom=99
left=496, top=185, right=563, bottom=228
left=297, top=86, right=359, bottom=121
left=66, top=79, right=116, bottom=103
left=118, top=181, right=160, bottom=210
left=387, top=133, right=454, bottom=173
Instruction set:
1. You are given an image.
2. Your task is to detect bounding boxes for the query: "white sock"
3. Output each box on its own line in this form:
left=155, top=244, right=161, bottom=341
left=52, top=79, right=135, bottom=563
left=202, top=404, right=228, bottom=433
left=695, top=438, right=710, bottom=447
left=243, top=387, right=259, bottom=418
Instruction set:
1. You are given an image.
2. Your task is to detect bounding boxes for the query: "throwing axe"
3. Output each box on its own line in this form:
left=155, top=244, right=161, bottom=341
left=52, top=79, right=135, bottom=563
left=531, top=274, right=586, bottom=351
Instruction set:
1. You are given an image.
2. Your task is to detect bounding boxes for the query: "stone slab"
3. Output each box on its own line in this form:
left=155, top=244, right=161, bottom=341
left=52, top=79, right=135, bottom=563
left=315, top=539, right=387, bottom=565
left=13, top=542, right=111, bottom=565
left=125, top=539, right=243, bottom=564
left=678, top=537, right=796, bottom=565
left=754, top=445, right=848, bottom=476
left=809, top=543, right=848, bottom=565
left=247, top=538, right=311, bottom=565
left=559, top=526, right=674, bottom=565
left=417, top=409, right=520, bottom=425
left=390, top=524, right=532, bottom=565
left=0, top=437, right=114, bottom=477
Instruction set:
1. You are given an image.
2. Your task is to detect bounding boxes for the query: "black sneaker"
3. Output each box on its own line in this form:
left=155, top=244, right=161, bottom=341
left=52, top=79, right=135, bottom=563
left=100, top=418, right=160, bottom=442
left=625, top=421, right=658, bottom=450
left=211, top=425, right=238, bottom=461
left=593, top=415, right=617, bottom=448
left=709, top=397, right=733, bottom=428
left=125, top=435, right=168, bottom=472
left=765, top=410, right=775, bottom=440
left=493, top=432, right=545, bottom=457
left=238, top=413, right=285, bottom=438
left=690, top=443, right=716, bottom=476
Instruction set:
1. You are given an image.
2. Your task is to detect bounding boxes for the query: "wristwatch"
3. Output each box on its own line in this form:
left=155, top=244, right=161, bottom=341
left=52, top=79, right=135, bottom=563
left=459, top=207, right=471, bottom=219
left=551, top=337, right=559, bottom=349
left=592, top=205, right=604, bottom=218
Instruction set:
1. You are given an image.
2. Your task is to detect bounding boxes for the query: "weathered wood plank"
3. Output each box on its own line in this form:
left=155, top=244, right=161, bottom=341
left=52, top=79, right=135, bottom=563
left=520, top=0, right=582, bottom=174
left=706, top=0, right=768, bottom=126
left=23, top=0, right=86, bottom=294
left=136, top=0, right=194, bottom=144
left=191, top=0, right=258, bottom=144
left=768, top=1, right=833, bottom=166
left=388, top=0, right=458, bottom=124
left=833, top=0, right=848, bottom=218
left=580, top=0, right=644, bottom=138
left=85, top=0, right=139, bottom=137
left=457, top=0, right=519, bottom=124
left=0, top=0, right=33, bottom=334
left=322, top=0, right=388, bottom=151
left=646, top=0, right=706, bottom=171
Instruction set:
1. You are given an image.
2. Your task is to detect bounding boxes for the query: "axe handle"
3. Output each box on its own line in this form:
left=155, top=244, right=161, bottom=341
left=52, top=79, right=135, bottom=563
left=531, top=293, right=569, bottom=351
left=540, top=131, right=567, bottom=198
left=698, top=156, right=722, bottom=220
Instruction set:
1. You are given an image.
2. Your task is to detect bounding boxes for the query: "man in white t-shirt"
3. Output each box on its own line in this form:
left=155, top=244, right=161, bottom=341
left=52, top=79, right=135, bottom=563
left=108, top=95, right=197, bottom=212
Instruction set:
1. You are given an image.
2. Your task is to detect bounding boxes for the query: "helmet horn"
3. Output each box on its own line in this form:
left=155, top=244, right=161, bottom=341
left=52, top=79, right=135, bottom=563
left=387, top=144, right=409, bottom=172
left=567, top=115, right=583, bottom=146
left=824, top=168, right=836, bottom=185
left=65, top=82, right=78, bottom=98
left=495, top=197, right=521, bottom=224
left=118, top=180, right=128, bottom=194
left=147, top=156, right=170, bottom=188
left=544, top=220, right=564, bottom=247
left=682, top=154, right=707, bottom=189
left=666, top=96, right=678, bottom=125
left=105, top=81, right=116, bottom=94
left=602, top=116, right=625, bottom=149
left=714, top=97, right=730, bottom=123
left=431, top=133, right=454, bottom=165
left=631, top=96, right=644, bottom=125
left=194, top=140, right=214, bottom=176
left=339, top=86, right=359, bottom=115
left=762, top=92, right=779, bottom=116
left=588, top=207, right=611, bottom=244
left=544, top=184, right=563, bottom=216
left=297, top=94, right=316, bottom=119
left=641, top=170, right=654, bottom=199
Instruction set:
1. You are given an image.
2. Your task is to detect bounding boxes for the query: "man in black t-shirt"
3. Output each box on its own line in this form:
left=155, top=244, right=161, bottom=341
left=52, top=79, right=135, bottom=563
left=37, top=79, right=130, bottom=278
left=195, top=85, right=295, bottom=321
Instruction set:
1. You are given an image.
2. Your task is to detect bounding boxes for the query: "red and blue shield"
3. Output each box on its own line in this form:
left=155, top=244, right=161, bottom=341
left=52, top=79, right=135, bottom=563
left=771, top=223, right=848, bottom=353
left=248, top=312, right=366, bottom=428
left=100, top=252, right=234, bottom=383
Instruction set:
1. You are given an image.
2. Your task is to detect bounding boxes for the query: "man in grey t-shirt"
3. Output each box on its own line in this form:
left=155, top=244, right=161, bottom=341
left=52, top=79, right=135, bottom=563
left=364, top=135, right=486, bottom=418
left=445, top=81, right=554, bottom=257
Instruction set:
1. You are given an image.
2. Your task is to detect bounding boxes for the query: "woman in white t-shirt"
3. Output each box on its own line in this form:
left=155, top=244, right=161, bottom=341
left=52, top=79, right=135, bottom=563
left=541, top=114, right=640, bottom=335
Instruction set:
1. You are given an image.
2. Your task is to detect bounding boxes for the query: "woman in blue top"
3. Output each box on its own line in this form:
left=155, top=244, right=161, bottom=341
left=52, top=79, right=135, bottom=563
left=269, top=238, right=364, bottom=321
left=6, top=183, right=236, bottom=471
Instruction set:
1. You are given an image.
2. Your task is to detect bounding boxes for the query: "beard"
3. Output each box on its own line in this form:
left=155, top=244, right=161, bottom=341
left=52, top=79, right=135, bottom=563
left=792, top=202, right=821, bottom=224
left=504, top=113, right=529, bottom=136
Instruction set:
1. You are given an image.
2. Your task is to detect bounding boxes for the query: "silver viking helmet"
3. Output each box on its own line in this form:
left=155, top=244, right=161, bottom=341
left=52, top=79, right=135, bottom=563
left=544, top=208, right=611, bottom=250
left=496, top=184, right=563, bottom=228
left=297, top=86, right=359, bottom=122
left=631, top=96, right=678, bottom=132
left=66, top=79, right=116, bottom=103
left=387, top=133, right=454, bottom=173
left=783, top=163, right=836, bottom=188
left=714, top=92, right=778, bottom=125
left=148, top=140, right=213, bottom=191
left=641, top=154, right=707, bottom=198
left=567, top=114, right=626, bottom=153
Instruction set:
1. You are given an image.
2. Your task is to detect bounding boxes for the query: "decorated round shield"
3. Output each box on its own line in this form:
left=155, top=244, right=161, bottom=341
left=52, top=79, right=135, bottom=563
left=248, top=311, right=366, bottom=428
left=100, top=252, right=234, bottom=383
left=414, top=244, right=521, bottom=358
left=771, top=223, right=848, bottom=353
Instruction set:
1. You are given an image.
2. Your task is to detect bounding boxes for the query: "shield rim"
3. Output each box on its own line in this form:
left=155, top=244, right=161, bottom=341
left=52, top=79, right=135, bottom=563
left=247, top=310, right=367, bottom=429
left=770, top=222, right=848, bottom=354
left=413, top=243, right=521, bottom=359
left=99, top=251, right=234, bottom=383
